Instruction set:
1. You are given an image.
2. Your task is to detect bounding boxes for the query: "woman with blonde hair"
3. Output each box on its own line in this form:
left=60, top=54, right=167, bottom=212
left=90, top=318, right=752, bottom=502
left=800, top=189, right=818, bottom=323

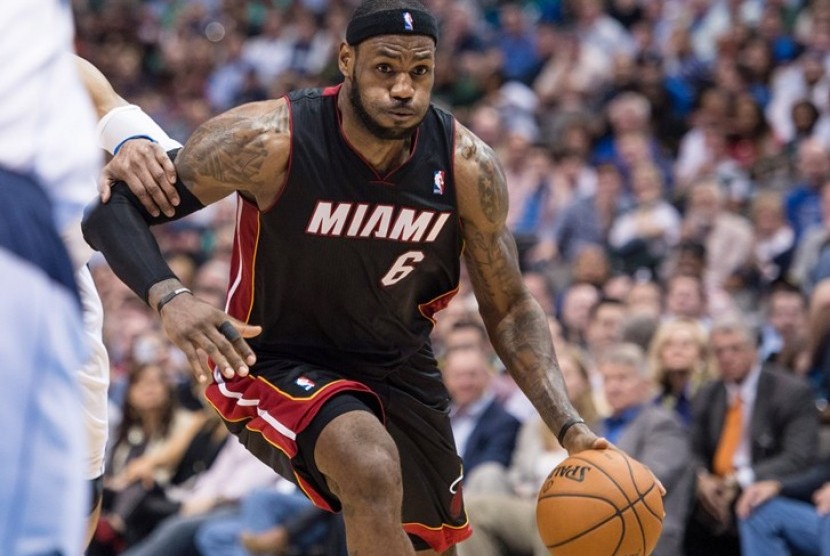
left=648, top=317, right=713, bottom=425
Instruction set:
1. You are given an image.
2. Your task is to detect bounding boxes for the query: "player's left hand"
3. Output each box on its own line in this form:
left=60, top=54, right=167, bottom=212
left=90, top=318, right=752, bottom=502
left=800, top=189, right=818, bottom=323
left=100, top=138, right=179, bottom=217
left=152, top=280, right=262, bottom=383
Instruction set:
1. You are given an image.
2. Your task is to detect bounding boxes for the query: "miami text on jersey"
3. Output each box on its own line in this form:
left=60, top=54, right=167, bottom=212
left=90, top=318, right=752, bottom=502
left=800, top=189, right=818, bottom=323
left=306, top=201, right=452, bottom=242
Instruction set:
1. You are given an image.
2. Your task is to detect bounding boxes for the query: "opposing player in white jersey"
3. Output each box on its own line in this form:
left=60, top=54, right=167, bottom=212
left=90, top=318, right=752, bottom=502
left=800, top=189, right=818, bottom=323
left=74, top=56, right=184, bottom=546
left=0, top=1, right=100, bottom=554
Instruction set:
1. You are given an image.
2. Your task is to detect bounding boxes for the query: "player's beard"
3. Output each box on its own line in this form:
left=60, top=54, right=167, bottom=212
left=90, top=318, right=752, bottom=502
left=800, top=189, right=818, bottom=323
left=349, top=77, right=424, bottom=141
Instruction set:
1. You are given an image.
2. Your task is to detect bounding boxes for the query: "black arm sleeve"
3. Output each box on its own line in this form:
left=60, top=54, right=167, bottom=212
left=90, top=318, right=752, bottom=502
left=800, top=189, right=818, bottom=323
left=81, top=149, right=206, bottom=303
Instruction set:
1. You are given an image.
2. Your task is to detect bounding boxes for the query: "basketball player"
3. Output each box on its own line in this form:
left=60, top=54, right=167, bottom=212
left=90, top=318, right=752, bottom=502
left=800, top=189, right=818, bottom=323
left=83, top=1, right=606, bottom=553
left=0, top=1, right=99, bottom=554
left=73, top=55, right=183, bottom=546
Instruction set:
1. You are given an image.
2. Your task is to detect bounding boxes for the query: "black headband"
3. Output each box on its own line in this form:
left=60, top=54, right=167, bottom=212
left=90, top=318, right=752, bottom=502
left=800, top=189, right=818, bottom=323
left=346, top=8, right=438, bottom=45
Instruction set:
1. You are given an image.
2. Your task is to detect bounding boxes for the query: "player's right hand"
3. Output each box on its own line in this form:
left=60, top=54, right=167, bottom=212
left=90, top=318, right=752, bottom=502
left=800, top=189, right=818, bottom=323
left=155, top=285, right=262, bottom=383
left=100, top=138, right=179, bottom=217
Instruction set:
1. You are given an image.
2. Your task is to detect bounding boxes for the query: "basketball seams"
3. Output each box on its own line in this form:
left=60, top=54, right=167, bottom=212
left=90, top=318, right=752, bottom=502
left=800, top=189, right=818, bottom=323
left=637, top=482, right=663, bottom=520
left=538, top=494, right=623, bottom=548
left=620, top=452, right=648, bottom=554
left=538, top=452, right=663, bottom=556
left=569, top=453, right=634, bottom=504
left=540, top=486, right=658, bottom=549
left=622, top=453, right=664, bottom=521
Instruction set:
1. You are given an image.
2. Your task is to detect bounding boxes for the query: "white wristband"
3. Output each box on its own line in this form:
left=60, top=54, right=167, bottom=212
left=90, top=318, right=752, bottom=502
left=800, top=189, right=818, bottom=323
left=97, top=104, right=183, bottom=155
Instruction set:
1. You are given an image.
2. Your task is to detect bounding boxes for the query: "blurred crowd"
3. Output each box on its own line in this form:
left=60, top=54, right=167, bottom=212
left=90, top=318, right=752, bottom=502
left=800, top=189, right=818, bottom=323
left=74, top=0, right=830, bottom=554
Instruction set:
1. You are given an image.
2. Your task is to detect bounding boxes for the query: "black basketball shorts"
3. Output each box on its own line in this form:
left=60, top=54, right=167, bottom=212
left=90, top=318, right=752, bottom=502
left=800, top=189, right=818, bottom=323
left=204, top=349, right=472, bottom=552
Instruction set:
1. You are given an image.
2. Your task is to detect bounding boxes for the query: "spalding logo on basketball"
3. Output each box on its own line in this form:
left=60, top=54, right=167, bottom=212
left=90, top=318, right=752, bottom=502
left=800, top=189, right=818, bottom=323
left=536, top=450, right=664, bottom=556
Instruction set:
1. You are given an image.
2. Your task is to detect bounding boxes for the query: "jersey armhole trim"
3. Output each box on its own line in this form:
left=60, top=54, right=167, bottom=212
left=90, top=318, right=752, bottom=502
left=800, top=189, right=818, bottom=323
left=261, top=94, right=294, bottom=214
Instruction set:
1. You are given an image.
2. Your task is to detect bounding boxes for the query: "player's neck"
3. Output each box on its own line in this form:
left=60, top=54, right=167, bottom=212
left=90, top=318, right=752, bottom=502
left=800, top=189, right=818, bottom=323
left=338, top=93, right=412, bottom=176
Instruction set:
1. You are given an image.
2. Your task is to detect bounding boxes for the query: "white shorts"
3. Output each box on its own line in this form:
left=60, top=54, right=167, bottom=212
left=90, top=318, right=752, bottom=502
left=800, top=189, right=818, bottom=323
left=77, top=265, right=110, bottom=479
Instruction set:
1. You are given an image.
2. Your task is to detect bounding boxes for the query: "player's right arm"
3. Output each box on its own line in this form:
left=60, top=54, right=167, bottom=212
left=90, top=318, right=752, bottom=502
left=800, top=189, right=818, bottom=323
left=82, top=99, right=291, bottom=382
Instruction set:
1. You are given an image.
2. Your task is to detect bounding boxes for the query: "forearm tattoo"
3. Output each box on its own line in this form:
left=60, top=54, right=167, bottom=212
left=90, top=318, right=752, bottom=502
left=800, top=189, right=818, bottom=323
left=459, top=129, right=579, bottom=430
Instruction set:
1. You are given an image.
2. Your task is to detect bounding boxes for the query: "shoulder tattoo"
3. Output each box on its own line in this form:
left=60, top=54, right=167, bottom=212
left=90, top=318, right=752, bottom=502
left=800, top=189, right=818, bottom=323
left=179, top=102, right=289, bottom=189
left=457, top=129, right=507, bottom=225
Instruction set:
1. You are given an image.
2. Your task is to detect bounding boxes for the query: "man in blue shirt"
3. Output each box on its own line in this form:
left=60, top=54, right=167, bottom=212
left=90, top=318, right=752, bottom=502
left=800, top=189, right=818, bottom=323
left=596, top=343, right=691, bottom=556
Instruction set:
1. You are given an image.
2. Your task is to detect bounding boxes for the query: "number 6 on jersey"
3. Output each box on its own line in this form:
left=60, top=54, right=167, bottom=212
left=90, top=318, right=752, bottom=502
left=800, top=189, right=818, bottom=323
left=382, top=251, right=425, bottom=286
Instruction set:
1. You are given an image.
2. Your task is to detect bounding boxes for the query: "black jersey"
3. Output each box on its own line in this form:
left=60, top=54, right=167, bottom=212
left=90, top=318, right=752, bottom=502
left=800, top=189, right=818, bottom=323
left=226, top=86, right=462, bottom=374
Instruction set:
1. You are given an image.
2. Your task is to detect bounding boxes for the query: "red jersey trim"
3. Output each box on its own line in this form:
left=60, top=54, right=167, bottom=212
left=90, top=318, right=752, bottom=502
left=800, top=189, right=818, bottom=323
left=226, top=199, right=260, bottom=323
left=403, top=519, right=472, bottom=552
left=418, top=286, right=460, bottom=326
left=240, top=422, right=335, bottom=512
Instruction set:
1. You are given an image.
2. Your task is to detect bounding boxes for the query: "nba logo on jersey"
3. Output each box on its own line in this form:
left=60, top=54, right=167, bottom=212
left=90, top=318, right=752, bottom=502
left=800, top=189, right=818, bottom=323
left=403, top=11, right=414, bottom=31
left=433, top=170, right=445, bottom=194
left=295, top=376, right=316, bottom=391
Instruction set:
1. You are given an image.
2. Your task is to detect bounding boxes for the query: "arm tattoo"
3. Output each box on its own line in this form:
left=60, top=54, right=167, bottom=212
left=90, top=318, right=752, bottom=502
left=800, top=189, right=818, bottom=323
left=459, top=126, right=580, bottom=432
left=178, top=103, right=289, bottom=190
left=463, top=228, right=517, bottom=317
left=459, top=133, right=507, bottom=224
left=476, top=156, right=500, bottom=223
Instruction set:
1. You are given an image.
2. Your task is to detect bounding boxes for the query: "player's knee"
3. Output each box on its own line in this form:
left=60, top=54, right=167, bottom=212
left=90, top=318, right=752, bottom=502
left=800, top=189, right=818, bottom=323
left=315, top=409, right=403, bottom=506
left=338, top=438, right=402, bottom=503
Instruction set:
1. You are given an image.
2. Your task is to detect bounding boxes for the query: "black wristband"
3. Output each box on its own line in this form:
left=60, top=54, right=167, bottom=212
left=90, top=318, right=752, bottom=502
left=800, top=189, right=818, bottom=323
left=557, top=417, right=586, bottom=446
left=156, top=287, right=191, bottom=313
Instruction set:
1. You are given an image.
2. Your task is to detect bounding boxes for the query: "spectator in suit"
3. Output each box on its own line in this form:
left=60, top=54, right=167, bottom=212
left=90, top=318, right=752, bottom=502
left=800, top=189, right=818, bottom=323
left=442, top=347, right=521, bottom=495
left=737, top=458, right=830, bottom=556
left=685, top=315, right=819, bottom=556
left=594, top=343, right=692, bottom=556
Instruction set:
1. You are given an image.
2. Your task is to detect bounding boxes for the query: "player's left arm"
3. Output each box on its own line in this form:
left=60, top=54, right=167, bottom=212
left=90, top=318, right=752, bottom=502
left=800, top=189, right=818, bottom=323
left=454, top=123, right=601, bottom=454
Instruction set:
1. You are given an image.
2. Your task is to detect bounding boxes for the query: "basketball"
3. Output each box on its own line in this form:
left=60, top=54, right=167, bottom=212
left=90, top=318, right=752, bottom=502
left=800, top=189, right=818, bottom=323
left=536, top=449, right=664, bottom=556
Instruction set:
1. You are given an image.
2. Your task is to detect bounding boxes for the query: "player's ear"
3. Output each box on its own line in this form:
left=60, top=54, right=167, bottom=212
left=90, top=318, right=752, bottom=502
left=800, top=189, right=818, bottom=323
left=338, top=42, right=353, bottom=78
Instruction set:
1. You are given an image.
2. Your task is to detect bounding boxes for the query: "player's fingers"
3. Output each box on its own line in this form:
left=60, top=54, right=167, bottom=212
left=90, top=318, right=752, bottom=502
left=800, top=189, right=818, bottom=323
left=145, top=149, right=178, bottom=216
left=136, top=160, right=175, bottom=217
left=200, top=327, right=248, bottom=379
left=215, top=321, right=255, bottom=375
left=98, top=173, right=113, bottom=203
left=154, top=146, right=179, bottom=198
left=591, top=436, right=611, bottom=450
left=224, top=317, right=261, bottom=366
left=180, top=342, right=208, bottom=383
left=655, top=477, right=666, bottom=496
left=123, top=164, right=163, bottom=217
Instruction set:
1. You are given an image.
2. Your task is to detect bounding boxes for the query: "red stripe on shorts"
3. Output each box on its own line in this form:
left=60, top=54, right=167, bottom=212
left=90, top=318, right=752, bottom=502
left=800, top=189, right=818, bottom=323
left=403, top=520, right=473, bottom=553
left=205, top=373, right=381, bottom=508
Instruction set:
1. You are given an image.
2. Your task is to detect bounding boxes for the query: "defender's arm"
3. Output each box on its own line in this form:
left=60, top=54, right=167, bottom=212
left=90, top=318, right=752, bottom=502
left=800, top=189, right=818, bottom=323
left=453, top=123, right=599, bottom=453
left=82, top=100, right=290, bottom=381
left=75, top=55, right=181, bottom=214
